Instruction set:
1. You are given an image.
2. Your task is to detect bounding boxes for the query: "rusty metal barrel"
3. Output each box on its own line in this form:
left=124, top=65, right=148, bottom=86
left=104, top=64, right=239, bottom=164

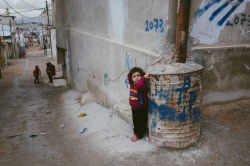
left=147, top=62, right=203, bottom=148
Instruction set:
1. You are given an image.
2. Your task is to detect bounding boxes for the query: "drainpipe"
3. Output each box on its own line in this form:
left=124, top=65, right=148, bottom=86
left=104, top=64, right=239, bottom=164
left=175, top=0, right=191, bottom=63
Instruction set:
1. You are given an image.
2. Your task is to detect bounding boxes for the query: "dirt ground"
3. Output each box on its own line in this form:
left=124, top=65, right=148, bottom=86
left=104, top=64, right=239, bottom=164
left=0, top=47, right=249, bottom=166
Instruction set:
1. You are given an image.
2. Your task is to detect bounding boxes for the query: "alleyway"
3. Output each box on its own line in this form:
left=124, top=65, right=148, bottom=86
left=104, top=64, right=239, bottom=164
left=0, top=48, right=249, bottom=166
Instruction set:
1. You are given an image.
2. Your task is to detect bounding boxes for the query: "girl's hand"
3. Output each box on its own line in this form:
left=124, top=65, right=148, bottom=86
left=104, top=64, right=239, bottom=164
left=144, top=73, right=151, bottom=79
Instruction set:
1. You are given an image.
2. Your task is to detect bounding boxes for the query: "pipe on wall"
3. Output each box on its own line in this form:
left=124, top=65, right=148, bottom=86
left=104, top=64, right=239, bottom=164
left=175, top=0, right=191, bottom=63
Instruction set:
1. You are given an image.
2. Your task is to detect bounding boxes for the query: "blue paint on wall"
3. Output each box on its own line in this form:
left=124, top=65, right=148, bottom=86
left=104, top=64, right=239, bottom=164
left=196, top=0, right=245, bottom=26
left=125, top=78, right=129, bottom=89
left=209, top=0, right=232, bottom=21
left=226, top=20, right=234, bottom=26
left=226, top=13, right=249, bottom=26
left=125, top=52, right=138, bottom=71
left=153, top=18, right=158, bottom=32
left=196, top=0, right=221, bottom=17
left=240, top=13, right=247, bottom=24
left=125, top=52, right=141, bottom=88
left=145, top=18, right=164, bottom=33
left=125, top=53, right=130, bottom=70
left=217, top=0, right=244, bottom=26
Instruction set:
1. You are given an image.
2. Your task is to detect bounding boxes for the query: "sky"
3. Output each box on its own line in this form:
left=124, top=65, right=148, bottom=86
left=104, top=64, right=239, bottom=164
left=0, top=0, right=51, bottom=23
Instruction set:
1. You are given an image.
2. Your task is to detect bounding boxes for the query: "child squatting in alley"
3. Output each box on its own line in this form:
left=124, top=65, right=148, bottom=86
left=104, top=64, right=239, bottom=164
left=127, top=67, right=150, bottom=142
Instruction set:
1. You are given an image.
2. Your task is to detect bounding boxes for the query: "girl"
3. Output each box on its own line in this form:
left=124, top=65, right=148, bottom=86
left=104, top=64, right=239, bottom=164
left=127, top=67, right=150, bottom=142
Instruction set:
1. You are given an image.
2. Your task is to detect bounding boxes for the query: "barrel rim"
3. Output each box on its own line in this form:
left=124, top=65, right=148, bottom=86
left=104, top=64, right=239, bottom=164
left=148, top=68, right=204, bottom=76
left=147, top=62, right=204, bottom=75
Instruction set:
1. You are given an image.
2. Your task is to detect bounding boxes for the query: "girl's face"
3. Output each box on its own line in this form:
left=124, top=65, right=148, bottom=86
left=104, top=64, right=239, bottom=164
left=132, top=72, right=141, bottom=84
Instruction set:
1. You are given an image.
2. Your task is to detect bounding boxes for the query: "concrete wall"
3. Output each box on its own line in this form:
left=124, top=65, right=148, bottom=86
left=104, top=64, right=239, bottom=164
left=55, top=0, right=250, bottom=111
left=50, top=29, right=57, bottom=65
left=60, top=0, right=177, bottom=53
left=189, top=0, right=250, bottom=45
left=0, top=44, right=7, bottom=67
left=6, top=43, right=13, bottom=59
left=188, top=0, right=250, bottom=104
left=56, top=0, right=69, bottom=50
left=51, top=0, right=56, bottom=27
left=41, top=10, right=53, bottom=26
left=56, top=0, right=178, bottom=106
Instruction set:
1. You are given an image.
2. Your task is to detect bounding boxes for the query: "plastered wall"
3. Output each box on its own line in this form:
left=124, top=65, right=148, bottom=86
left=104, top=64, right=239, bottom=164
left=56, top=0, right=177, bottom=106
left=50, top=29, right=57, bottom=65
left=189, top=0, right=250, bottom=45
left=56, top=0, right=250, bottom=109
left=188, top=0, right=250, bottom=104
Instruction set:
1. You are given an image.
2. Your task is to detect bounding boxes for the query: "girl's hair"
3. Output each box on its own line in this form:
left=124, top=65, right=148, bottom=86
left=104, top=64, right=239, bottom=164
left=128, top=67, right=145, bottom=83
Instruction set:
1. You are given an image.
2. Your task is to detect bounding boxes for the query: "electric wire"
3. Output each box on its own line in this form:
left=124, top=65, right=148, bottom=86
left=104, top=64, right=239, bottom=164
left=19, top=0, right=38, bottom=9
left=2, top=0, right=43, bottom=19
left=9, top=8, right=44, bottom=14
left=31, top=0, right=48, bottom=8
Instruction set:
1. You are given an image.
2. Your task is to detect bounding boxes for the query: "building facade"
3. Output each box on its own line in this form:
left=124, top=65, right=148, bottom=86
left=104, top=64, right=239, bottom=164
left=55, top=0, right=250, bottom=114
left=0, top=15, right=16, bottom=65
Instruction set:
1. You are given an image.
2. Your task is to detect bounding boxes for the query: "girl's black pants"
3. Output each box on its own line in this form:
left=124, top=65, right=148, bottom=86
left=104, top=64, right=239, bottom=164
left=132, top=107, right=148, bottom=138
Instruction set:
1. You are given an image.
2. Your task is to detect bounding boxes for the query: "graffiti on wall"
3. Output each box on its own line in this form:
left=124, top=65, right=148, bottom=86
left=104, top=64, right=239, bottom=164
left=103, top=52, right=141, bottom=88
left=125, top=52, right=140, bottom=88
left=226, top=13, right=250, bottom=26
left=145, top=18, right=164, bottom=33
left=196, top=0, right=245, bottom=26
left=190, top=0, right=248, bottom=44
left=125, top=52, right=138, bottom=71
left=104, top=72, right=111, bottom=87
left=149, top=76, right=201, bottom=129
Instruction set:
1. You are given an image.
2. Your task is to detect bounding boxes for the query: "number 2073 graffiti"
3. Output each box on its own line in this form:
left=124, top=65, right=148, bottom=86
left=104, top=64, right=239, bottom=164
left=145, top=19, right=164, bottom=33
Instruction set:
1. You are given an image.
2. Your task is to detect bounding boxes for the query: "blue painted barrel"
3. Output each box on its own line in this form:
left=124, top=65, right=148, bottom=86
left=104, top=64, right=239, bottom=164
left=147, top=62, right=203, bottom=148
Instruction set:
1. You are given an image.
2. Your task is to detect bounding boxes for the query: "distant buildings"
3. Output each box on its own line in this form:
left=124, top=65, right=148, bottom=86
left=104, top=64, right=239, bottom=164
left=0, top=15, right=17, bottom=67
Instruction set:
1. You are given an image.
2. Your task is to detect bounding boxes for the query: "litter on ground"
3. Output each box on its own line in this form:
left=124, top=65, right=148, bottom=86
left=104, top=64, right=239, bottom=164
left=79, top=128, right=87, bottom=134
left=29, top=133, right=38, bottom=137
left=78, top=113, right=87, bottom=117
